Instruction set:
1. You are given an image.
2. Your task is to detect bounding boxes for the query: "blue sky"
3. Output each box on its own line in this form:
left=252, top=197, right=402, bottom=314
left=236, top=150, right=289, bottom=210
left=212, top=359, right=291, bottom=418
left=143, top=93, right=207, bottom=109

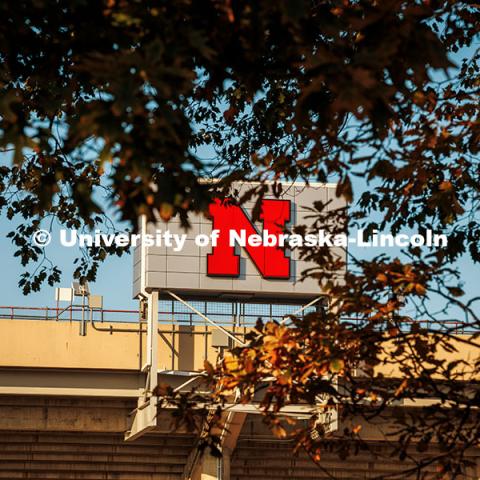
left=0, top=212, right=136, bottom=311
left=0, top=177, right=478, bottom=323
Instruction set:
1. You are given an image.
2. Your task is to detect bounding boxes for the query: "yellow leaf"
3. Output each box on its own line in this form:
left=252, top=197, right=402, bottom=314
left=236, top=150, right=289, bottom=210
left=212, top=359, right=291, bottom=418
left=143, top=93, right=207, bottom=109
left=439, top=180, right=453, bottom=191
left=415, top=283, right=426, bottom=295
left=376, top=273, right=388, bottom=283
left=352, top=424, right=362, bottom=434
left=204, top=360, right=215, bottom=376
left=159, top=202, right=174, bottom=221
left=329, top=358, right=345, bottom=373
left=271, top=424, right=287, bottom=439
left=395, top=379, right=408, bottom=397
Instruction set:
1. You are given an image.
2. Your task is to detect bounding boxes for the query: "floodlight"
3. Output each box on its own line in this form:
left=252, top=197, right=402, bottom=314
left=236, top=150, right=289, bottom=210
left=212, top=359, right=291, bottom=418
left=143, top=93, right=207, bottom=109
left=55, top=287, right=74, bottom=303
left=72, top=281, right=90, bottom=296
left=88, top=295, right=103, bottom=309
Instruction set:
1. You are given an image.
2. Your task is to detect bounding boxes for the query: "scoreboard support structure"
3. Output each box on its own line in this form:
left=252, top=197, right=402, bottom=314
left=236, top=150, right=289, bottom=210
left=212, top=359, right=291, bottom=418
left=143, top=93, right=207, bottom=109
left=126, top=182, right=345, bottom=478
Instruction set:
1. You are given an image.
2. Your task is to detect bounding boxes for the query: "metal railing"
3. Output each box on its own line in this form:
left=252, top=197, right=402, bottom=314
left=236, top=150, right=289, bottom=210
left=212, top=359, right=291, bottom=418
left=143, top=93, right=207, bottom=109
left=0, top=305, right=138, bottom=322
left=0, top=304, right=474, bottom=334
left=0, top=301, right=318, bottom=328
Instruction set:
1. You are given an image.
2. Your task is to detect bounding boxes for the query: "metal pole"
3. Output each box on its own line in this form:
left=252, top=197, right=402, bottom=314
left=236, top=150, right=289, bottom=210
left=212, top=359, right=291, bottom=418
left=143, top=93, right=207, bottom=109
left=147, top=291, right=159, bottom=394
left=172, top=323, right=175, bottom=370
left=79, top=294, right=87, bottom=336
left=280, top=296, right=324, bottom=324
left=166, top=290, right=246, bottom=347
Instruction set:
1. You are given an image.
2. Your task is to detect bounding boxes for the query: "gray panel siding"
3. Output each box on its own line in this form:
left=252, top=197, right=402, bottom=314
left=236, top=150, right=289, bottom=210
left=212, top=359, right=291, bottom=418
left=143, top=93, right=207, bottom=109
left=133, top=182, right=346, bottom=299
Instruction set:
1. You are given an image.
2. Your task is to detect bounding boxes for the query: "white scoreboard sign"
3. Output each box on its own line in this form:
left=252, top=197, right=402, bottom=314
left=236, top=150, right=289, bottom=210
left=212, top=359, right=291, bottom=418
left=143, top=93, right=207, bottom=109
left=133, top=182, right=346, bottom=300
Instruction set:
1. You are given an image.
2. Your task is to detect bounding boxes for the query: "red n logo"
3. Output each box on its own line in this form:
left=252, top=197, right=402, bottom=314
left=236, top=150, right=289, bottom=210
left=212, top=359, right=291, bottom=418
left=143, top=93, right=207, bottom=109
left=207, top=198, right=291, bottom=279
